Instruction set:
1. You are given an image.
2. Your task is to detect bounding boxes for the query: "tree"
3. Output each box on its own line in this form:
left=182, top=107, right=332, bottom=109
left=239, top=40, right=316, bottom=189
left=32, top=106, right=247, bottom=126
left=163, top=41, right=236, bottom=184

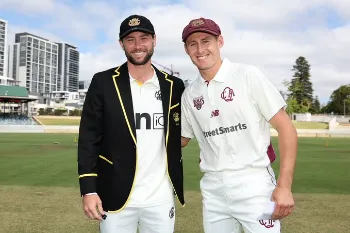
left=38, top=108, right=52, bottom=115
left=285, top=97, right=299, bottom=115
left=288, top=56, right=314, bottom=111
left=38, top=108, right=45, bottom=116
left=69, top=109, right=82, bottom=116
left=284, top=78, right=310, bottom=113
left=324, top=85, right=350, bottom=115
left=309, top=95, right=321, bottom=114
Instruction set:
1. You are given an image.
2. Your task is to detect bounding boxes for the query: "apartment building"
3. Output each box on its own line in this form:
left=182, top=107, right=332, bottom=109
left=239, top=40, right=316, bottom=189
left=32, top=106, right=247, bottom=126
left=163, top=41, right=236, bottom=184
left=11, top=32, right=58, bottom=94
left=57, top=43, right=79, bottom=92
left=0, top=19, right=8, bottom=77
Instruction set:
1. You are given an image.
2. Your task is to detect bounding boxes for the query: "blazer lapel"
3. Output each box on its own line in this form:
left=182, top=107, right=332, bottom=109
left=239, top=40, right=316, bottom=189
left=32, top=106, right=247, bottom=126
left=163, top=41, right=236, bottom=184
left=112, top=63, right=137, bottom=145
left=154, top=66, right=173, bottom=147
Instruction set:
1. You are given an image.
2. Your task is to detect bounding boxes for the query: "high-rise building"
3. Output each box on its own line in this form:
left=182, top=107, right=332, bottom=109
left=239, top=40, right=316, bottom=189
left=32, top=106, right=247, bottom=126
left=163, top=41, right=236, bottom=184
left=12, top=32, right=58, bottom=94
left=7, top=43, right=19, bottom=80
left=0, top=19, right=8, bottom=77
left=57, top=43, right=79, bottom=92
left=78, top=80, right=90, bottom=90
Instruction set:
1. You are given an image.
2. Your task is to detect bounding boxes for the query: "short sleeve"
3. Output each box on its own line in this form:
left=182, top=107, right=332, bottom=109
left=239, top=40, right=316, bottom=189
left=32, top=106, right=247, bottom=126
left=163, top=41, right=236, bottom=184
left=181, top=93, right=195, bottom=138
left=248, top=66, right=287, bottom=121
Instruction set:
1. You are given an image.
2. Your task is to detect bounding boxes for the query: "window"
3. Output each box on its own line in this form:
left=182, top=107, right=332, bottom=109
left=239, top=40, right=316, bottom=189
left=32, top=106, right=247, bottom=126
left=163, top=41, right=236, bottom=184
left=39, top=50, right=45, bottom=64
left=46, top=52, right=51, bottom=66
left=40, top=41, right=45, bottom=50
left=33, top=49, right=39, bottom=63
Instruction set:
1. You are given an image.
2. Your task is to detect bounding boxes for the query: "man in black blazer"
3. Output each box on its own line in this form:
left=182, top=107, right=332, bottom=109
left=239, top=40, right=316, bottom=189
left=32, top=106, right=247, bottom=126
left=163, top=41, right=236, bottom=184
left=78, top=14, right=185, bottom=233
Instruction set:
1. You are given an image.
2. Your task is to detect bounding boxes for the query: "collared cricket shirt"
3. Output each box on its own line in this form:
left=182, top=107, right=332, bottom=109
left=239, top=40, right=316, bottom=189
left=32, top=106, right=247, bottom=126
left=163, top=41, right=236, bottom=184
left=127, top=70, right=174, bottom=207
left=181, top=58, right=286, bottom=172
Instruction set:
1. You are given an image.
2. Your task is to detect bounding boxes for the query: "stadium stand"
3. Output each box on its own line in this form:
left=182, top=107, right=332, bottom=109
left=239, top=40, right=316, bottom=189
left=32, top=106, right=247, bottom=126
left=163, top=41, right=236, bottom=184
left=0, top=85, right=38, bottom=125
left=0, top=113, right=38, bottom=125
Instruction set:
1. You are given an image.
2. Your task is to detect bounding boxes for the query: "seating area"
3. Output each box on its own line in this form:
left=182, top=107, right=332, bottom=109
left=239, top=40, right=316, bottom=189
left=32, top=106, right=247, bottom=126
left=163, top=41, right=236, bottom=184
left=0, top=113, right=38, bottom=125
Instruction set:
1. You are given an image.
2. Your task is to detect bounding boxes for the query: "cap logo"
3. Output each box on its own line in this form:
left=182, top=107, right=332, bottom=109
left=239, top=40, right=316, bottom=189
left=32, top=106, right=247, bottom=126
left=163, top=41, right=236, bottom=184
left=129, top=18, right=140, bottom=26
left=191, top=19, right=204, bottom=27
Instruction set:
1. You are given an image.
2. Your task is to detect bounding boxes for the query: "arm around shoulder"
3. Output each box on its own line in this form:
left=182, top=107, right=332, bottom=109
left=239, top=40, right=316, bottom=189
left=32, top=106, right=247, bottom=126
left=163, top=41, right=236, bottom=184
left=180, top=89, right=195, bottom=147
left=181, top=137, right=191, bottom=147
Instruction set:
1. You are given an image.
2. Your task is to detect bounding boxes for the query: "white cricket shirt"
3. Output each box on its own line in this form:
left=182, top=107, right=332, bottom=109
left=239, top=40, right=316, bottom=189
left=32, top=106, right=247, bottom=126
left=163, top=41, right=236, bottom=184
left=181, top=58, right=286, bottom=172
left=127, top=70, right=174, bottom=207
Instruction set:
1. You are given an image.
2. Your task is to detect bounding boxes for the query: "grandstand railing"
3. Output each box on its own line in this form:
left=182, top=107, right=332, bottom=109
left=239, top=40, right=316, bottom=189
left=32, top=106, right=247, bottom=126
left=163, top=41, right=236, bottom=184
left=0, top=113, right=39, bottom=125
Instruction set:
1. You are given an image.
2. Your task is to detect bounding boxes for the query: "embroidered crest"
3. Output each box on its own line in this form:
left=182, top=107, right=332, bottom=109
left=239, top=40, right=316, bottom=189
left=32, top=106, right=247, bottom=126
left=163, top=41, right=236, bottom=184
left=259, top=219, right=275, bottom=228
left=193, top=95, right=204, bottom=110
left=191, top=19, right=204, bottom=27
left=129, top=18, right=140, bottom=26
left=173, top=112, right=180, bottom=125
left=155, top=90, right=162, bottom=101
left=221, top=87, right=234, bottom=102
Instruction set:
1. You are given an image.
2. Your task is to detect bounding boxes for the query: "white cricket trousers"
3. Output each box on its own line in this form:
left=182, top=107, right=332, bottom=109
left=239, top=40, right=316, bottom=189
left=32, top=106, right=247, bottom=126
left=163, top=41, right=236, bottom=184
left=201, top=165, right=281, bottom=233
left=99, top=200, right=175, bottom=233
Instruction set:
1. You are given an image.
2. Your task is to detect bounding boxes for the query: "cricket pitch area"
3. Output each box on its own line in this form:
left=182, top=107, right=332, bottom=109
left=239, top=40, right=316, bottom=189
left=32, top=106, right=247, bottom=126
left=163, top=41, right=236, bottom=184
left=0, top=132, right=350, bottom=233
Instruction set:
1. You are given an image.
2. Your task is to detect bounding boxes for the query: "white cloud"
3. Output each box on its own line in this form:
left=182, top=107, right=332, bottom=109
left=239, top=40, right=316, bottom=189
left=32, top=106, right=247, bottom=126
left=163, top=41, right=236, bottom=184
left=184, top=0, right=323, bottom=27
left=6, top=25, right=64, bottom=45
left=2, top=0, right=118, bottom=41
left=2, top=0, right=350, bottom=103
left=0, top=0, right=55, bottom=14
left=43, top=1, right=103, bottom=41
left=81, top=1, right=118, bottom=20
left=79, top=43, right=123, bottom=80
left=328, top=0, right=350, bottom=19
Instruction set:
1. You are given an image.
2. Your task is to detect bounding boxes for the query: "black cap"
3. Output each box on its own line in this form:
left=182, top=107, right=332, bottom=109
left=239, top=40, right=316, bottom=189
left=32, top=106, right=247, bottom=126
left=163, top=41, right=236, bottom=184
left=119, top=15, right=155, bottom=40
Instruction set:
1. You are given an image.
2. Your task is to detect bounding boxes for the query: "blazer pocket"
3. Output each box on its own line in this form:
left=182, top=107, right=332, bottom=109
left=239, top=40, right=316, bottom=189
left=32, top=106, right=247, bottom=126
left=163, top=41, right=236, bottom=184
left=170, top=103, right=179, bottom=110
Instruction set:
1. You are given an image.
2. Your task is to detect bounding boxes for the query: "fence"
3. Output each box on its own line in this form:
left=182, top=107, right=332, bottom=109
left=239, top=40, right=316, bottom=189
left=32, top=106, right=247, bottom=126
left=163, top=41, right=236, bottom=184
left=292, top=113, right=350, bottom=123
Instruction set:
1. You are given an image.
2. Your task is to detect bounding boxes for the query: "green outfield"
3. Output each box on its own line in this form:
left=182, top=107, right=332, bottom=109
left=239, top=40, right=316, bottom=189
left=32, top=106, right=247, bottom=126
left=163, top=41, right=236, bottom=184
left=0, top=133, right=349, bottom=233
left=35, top=116, right=81, bottom=125
left=291, top=121, right=329, bottom=129
left=35, top=116, right=330, bottom=129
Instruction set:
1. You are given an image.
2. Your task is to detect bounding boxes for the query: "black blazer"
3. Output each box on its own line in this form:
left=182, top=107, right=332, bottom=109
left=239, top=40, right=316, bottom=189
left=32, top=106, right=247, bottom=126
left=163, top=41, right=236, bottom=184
left=77, top=62, right=185, bottom=212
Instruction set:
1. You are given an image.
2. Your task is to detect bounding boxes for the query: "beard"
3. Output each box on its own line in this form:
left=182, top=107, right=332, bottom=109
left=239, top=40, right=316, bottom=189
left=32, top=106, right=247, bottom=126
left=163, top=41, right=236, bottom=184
left=125, top=46, right=154, bottom=65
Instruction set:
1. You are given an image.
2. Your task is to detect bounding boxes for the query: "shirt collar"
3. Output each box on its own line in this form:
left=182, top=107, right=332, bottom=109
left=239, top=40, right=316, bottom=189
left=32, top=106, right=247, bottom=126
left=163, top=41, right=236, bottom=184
left=197, top=57, right=231, bottom=85
left=129, top=68, right=159, bottom=87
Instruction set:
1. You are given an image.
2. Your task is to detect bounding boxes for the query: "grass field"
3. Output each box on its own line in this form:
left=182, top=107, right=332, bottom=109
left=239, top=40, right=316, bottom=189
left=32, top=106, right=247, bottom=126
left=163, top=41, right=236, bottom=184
left=34, top=116, right=330, bottom=129
left=0, top=133, right=350, bottom=233
left=35, top=116, right=80, bottom=126
left=292, top=121, right=329, bottom=129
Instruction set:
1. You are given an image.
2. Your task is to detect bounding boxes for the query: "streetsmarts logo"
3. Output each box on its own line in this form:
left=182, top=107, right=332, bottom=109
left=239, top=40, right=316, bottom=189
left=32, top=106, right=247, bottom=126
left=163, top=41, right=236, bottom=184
left=203, top=123, right=247, bottom=138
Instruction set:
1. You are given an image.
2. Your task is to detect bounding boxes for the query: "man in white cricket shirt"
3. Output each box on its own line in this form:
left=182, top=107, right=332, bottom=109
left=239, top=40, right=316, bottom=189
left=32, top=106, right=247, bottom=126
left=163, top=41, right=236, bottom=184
left=78, top=15, right=185, bottom=233
left=180, top=17, right=298, bottom=233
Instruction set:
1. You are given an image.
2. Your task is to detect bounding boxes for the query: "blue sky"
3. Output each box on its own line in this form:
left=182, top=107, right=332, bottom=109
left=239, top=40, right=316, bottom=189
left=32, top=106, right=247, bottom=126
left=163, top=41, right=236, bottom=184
left=1, top=0, right=349, bottom=104
left=1, top=0, right=187, bottom=52
left=1, top=2, right=346, bottom=43
left=1, top=1, right=346, bottom=53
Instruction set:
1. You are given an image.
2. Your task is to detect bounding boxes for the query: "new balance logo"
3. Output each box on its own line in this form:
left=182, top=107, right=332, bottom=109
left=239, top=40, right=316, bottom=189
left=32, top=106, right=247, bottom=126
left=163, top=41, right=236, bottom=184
left=135, top=113, right=164, bottom=129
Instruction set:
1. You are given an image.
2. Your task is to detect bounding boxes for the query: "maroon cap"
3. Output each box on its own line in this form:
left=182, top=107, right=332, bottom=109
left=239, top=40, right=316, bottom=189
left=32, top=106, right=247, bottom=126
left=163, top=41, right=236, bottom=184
left=182, top=17, right=221, bottom=42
